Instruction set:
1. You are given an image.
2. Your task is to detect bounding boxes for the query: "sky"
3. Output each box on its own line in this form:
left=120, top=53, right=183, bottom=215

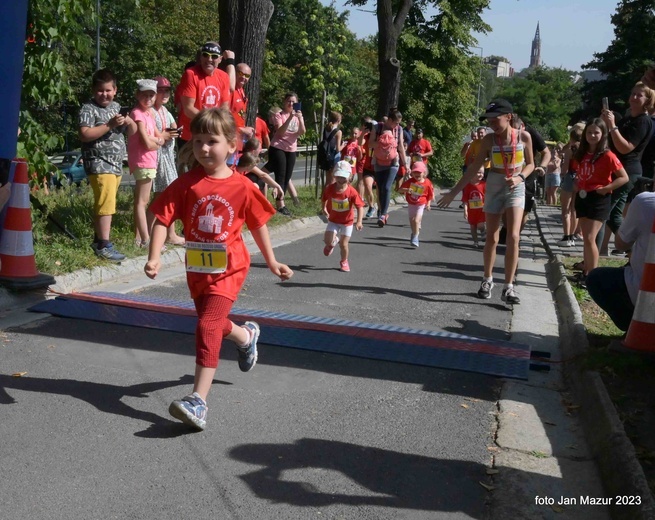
left=321, top=0, right=619, bottom=72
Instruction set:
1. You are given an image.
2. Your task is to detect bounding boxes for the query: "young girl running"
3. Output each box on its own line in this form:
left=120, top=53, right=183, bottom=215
left=144, top=108, right=293, bottom=431
left=461, top=167, right=487, bottom=248
left=128, top=79, right=163, bottom=248
left=398, top=161, right=434, bottom=247
left=321, top=160, right=365, bottom=272
left=572, top=118, right=628, bottom=285
left=437, top=99, right=534, bottom=304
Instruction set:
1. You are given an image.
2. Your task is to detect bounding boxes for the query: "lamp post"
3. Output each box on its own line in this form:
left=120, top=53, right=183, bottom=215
left=470, top=46, right=483, bottom=113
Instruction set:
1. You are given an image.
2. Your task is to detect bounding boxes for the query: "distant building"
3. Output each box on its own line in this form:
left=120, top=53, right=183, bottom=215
left=485, top=57, right=514, bottom=78
left=529, top=22, right=541, bottom=68
left=575, top=70, right=607, bottom=83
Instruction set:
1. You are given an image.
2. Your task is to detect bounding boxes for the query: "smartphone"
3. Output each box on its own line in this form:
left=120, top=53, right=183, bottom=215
left=119, top=106, right=131, bottom=117
left=292, top=102, right=302, bottom=112
left=602, top=97, right=609, bottom=110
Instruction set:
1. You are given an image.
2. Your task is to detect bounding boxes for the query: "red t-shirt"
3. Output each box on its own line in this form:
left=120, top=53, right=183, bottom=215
left=361, top=133, right=374, bottom=171
left=177, top=64, right=231, bottom=141
left=576, top=150, right=623, bottom=192
left=230, top=87, right=248, bottom=129
left=149, top=167, right=275, bottom=300
left=408, top=138, right=432, bottom=157
left=321, top=183, right=364, bottom=225
left=462, top=181, right=486, bottom=223
left=341, top=139, right=362, bottom=175
left=400, top=177, right=435, bottom=206
left=255, top=117, right=269, bottom=145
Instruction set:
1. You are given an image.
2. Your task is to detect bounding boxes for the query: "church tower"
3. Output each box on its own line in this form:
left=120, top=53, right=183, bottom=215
left=530, top=22, right=541, bottom=68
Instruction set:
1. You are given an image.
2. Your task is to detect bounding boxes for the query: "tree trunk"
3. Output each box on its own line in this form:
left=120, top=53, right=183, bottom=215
left=376, top=0, right=413, bottom=119
left=219, top=0, right=274, bottom=127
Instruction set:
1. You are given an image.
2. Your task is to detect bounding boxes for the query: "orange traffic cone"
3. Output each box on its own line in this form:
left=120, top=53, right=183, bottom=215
left=0, top=159, right=54, bottom=290
left=623, top=214, right=655, bottom=351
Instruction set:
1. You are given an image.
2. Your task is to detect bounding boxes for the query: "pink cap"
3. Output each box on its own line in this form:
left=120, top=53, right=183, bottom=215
left=411, top=161, right=427, bottom=173
left=154, top=76, right=171, bottom=89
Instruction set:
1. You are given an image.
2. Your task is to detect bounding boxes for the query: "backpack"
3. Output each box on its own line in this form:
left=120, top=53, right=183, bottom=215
left=373, top=124, right=399, bottom=167
left=317, top=127, right=339, bottom=170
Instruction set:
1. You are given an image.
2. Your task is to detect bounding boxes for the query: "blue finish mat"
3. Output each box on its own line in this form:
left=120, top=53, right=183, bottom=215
left=30, top=291, right=532, bottom=380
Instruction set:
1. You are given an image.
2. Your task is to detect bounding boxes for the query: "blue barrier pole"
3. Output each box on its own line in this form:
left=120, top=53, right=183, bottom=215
left=0, top=0, right=28, bottom=185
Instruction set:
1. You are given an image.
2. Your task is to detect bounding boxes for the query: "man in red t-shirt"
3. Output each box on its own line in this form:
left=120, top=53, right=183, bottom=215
left=230, top=63, right=254, bottom=150
left=177, top=42, right=236, bottom=143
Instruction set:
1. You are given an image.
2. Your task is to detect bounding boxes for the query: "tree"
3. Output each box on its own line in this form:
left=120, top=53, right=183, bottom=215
left=20, top=0, right=95, bottom=184
left=219, top=0, right=274, bottom=126
left=495, top=67, right=582, bottom=142
left=265, top=0, right=354, bottom=142
left=580, top=0, right=655, bottom=118
left=348, top=0, right=490, bottom=118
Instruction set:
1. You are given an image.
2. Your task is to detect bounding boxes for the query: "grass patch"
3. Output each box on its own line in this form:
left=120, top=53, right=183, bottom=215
left=31, top=182, right=324, bottom=276
left=564, top=254, right=655, bottom=496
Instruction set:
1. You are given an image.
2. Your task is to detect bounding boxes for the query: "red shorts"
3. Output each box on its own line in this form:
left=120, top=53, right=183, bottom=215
left=467, top=209, right=486, bottom=225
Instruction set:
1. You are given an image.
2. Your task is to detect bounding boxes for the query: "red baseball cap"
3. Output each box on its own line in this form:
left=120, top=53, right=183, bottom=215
left=154, top=76, right=171, bottom=89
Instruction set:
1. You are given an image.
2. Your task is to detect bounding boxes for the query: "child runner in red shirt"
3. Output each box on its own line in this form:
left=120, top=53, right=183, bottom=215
left=145, top=108, right=293, bottom=431
left=398, top=161, right=435, bottom=247
left=321, top=160, right=365, bottom=272
left=462, top=167, right=487, bottom=248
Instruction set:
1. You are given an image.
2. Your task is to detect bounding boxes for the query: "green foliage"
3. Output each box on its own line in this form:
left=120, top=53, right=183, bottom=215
left=21, top=0, right=95, bottom=185
left=264, top=0, right=359, bottom=143
left=395, top=0, right=491, bottom=186
left=495, top=67, right=582, bottom=142
left=580, top=0, right=655, bottom=118
left=97, top=0, right=220, bottom=108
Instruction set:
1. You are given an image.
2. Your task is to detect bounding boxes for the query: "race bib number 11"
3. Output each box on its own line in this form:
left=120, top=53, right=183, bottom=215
left=186, top=242, right=228, bottom=273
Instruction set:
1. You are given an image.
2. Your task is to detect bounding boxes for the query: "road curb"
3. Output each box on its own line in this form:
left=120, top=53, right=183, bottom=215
left=536, top=209, right=655, bottom=519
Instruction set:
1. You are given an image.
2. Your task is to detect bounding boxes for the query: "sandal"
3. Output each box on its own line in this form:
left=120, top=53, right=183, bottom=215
left=572, top=261, right=585, bottom=271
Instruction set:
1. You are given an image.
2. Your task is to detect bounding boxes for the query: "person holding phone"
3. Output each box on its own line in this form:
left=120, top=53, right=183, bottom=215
left=599, top=82, right=654, bottom=256
left=79, top=68, right=136, bottom=262
left=268, top=92, right=306, bottom=216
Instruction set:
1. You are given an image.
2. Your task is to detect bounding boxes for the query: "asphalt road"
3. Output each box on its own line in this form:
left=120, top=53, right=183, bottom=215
left=1, top=203, right=514, bottom=519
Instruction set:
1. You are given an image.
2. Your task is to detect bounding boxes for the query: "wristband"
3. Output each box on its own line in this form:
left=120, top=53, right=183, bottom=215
left=610, top=126, right=619, bottom=133
left=518, top=173, right=526, bottom=182
left=224, top=58, right=235, bottom=66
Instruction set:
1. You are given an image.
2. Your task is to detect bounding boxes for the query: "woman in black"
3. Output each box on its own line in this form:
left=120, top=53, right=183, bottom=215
left=600, top=81, right=654, bottom=254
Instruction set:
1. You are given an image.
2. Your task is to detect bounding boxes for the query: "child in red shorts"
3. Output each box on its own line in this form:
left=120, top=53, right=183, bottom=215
left=462, top=167, right=487, bottom=248
left=145, top=108, right=293, bottom=431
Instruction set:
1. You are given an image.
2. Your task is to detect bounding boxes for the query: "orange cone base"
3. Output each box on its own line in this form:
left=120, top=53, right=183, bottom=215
left=0, top=272, right=55, bottom=291
left=622, top=320, right=655, bottom=352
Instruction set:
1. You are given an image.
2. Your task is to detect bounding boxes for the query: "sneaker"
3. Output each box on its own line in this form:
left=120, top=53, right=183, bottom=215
left=340, top=259, right=350, bottom=272
left=94, top=242, right=126, bottom=262
left=477, top=279, right=494, bottom=299
left=365, top=206, right=376, bottom=219
left=410, top=235, right=419, bottom=248
left=377, top=214, right=387, bottom=228
left=237, top=321, right=259, bottom=372
left=557, top=235, right=571, bottom=247
left=277, top=206, right=292, bottom=217
left=474, top=241, right=480, bottom=248
left=501, top=286, right=521, bottom=304
left=169, top=392, right=208, bottom=430
left=323, top=234, right=339, bottom=256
